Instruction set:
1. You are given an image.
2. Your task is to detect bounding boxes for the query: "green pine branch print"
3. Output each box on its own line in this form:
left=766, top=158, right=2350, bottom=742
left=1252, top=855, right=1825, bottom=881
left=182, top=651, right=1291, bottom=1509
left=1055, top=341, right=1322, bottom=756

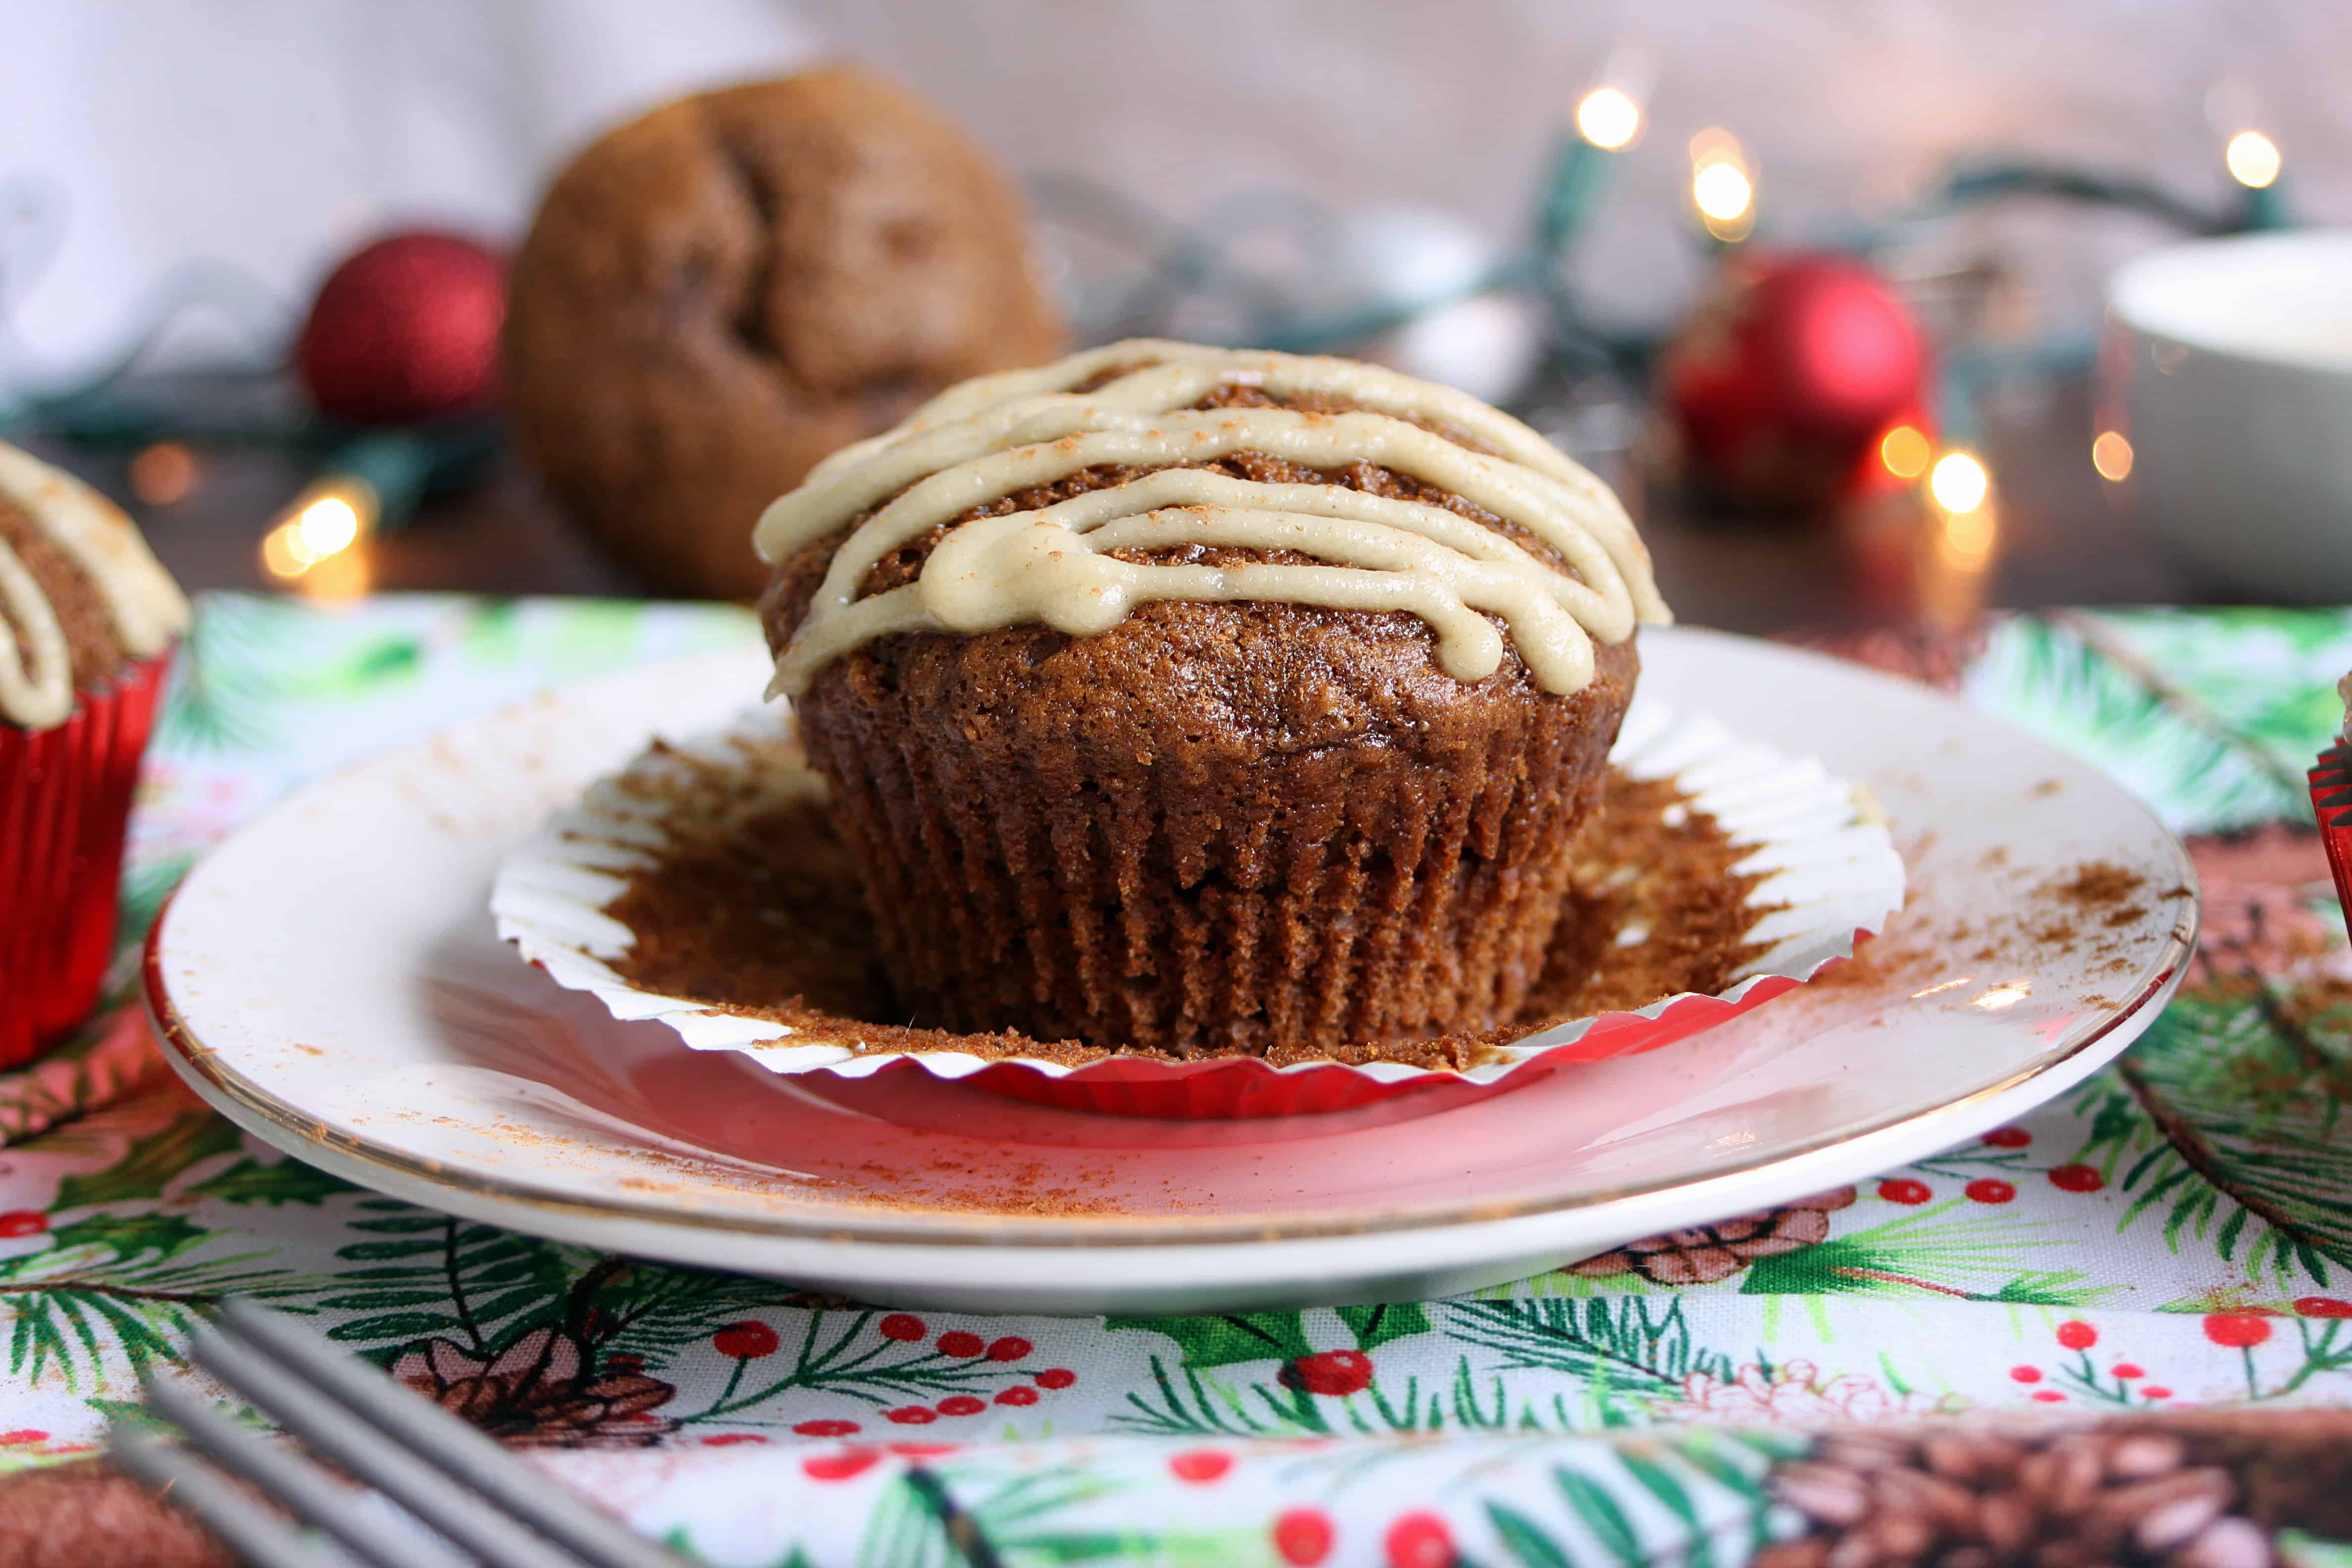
left=2109, top=978, right=2352, bottom=1289
left=157, top=595, right=314, bottom=755
left=1967, top=613, right=2303, bottom=831
left=1442, top=1296, right=1733, bottom=1408
left=1738, top=1201, right=2100, bottom=1305
left=318, top=1205, right=581, bottom=1363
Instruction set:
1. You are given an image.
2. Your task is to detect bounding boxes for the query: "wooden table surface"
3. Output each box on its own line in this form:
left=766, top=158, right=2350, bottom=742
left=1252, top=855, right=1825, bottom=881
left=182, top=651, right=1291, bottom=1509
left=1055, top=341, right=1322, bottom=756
left=53, top=373, right=2214, bottom=636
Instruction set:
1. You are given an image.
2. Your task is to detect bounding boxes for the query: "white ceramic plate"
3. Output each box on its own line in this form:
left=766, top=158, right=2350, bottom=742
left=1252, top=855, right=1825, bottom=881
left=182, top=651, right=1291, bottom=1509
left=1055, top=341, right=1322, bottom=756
left=146, top=629, right=2198, bottom=1314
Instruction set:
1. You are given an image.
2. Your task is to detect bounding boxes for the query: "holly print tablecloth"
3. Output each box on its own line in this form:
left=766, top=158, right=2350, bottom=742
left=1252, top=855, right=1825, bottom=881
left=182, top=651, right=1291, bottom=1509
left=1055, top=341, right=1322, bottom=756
left=9, top=594, right=2352, bottom=1568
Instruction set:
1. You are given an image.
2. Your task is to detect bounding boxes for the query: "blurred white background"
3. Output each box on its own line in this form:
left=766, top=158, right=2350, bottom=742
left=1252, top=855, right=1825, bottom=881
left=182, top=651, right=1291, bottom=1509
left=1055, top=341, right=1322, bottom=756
left=2, top=0, right=2344, bottom=390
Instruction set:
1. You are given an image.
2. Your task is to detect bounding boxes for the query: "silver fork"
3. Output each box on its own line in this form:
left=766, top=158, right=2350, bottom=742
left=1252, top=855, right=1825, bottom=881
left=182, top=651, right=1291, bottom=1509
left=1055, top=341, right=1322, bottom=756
left=109, top=1300, right=690, bottom=1568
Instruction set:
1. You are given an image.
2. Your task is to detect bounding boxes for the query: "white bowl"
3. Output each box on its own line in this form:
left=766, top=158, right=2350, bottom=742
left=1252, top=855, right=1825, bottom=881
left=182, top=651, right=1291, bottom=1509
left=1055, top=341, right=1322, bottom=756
left=2107, top=229, right=2352, bottom=601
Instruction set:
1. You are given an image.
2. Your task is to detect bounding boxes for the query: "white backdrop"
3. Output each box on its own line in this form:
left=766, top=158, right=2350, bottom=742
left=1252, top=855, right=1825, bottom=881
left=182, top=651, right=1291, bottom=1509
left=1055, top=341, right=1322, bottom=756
left=1, top=0, right=2344, bottom=392
left=0, top=0, right=817, bottom=390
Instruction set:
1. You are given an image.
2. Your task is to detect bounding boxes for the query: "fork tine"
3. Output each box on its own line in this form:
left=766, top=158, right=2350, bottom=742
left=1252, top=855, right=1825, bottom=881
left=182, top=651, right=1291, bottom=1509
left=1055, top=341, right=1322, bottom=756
left=190, top=1322, right=586, bottom=1568
left=144, top=1375, right=423, bottom=1568
left=108, top=1430, right=339, bottom=1568
left=215, top=1302, right=688, bottom=1568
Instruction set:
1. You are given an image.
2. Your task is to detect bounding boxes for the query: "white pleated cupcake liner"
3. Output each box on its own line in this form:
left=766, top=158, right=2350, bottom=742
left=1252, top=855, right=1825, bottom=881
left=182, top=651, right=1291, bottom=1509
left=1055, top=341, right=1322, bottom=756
left=491, top=697, right=1905, bottom=1104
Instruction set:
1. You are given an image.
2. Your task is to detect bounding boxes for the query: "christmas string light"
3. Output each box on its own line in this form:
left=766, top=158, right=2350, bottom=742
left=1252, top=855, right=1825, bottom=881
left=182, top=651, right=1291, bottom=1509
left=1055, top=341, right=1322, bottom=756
left=2091, top=430, right=2134, bottom=483
left=1879, top=425, right=1933, bottom=481
left=1688, top=129, right=1756, bottom=243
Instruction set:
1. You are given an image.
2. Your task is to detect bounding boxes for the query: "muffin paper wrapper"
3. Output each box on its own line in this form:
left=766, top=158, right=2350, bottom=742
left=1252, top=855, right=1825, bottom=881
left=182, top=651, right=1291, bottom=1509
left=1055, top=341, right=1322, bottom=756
left=494, top=699, right=1904, bottom=1117
left=0, top=654, right=170, bottom=1070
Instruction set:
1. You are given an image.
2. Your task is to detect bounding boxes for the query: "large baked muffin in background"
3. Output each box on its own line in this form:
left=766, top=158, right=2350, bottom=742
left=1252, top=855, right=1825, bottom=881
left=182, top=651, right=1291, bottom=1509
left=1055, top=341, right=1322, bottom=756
left=0, top=442, right=187, bottom=1067
left=503, top=68, right=1065, bottom=601
left=758, top=341, right=1670, bottom=1063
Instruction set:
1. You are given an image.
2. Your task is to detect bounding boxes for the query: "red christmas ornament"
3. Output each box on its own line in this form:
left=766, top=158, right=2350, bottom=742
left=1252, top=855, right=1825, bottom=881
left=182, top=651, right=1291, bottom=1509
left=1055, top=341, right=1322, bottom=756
left=1660, top=250, right=1928, bottom=510
left=296, top=231, right=506, bottom=424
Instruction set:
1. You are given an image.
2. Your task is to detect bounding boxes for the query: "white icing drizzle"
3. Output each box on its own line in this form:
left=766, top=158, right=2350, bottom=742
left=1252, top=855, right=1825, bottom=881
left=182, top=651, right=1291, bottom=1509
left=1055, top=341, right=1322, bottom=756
left=756, top=340, right=1668, bottom=699
left=0, top=442, right=191, bottom=729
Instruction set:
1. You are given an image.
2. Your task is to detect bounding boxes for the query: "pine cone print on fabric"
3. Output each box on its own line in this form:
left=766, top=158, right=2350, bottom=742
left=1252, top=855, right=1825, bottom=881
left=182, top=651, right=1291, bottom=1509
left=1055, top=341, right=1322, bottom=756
left=391, top=1326, right=676, bottom=1447
left=1757, top=1414, right=2352, bottom=1568
left=1570, top=1187, right=1858, bottom=1285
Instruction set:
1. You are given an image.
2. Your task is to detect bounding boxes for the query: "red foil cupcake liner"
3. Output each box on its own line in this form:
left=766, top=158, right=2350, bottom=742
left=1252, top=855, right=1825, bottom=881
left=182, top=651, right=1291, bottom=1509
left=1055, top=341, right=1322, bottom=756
left=961, top=967, right=1822, bottom=1119
left=0, top=655, right=170, bottom=1069
left=2311, top=741, right=2352, bottom=944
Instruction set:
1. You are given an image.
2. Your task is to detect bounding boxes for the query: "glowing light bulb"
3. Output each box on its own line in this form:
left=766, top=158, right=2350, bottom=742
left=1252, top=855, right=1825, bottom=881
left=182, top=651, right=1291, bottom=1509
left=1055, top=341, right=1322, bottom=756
left=1693, top=163, right=1752, bottom=223
left=1929, top=451, right=1990, bottom=514
left=1575, top=87, right=1642, bottom=150
left=2091, top=431, right=2134, bottom=482
left=1880, top=425, right=1932, bottom=480
left=260, top=523, right=313, bottom=579
left=259, top=480, right=380, bottom=588
left=295, top=496, right=360, bottom=558
left=2226, top=130, right=2281, bottom=189
left=1688, top=130, right=1755, bottom=240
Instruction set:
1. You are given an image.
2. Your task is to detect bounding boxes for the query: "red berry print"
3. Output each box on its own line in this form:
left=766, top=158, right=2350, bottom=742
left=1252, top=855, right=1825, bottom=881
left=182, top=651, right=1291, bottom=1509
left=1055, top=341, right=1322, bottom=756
left=879, top=1314, right=927, bottom=1341
left=888, top=1443, right=958, bottom=1459
left=606, top=1354, right=643, bottom=1372
left=711, top=1321, right=780, bottom=1360
left=1385, top=1510, right=1457, bottom=1568
left=885, top=1406, right=937, bottom=1425
left=2142, top=1386, right=2172, bottom=1399
left=0, top=1212, right=47, bottom=1239
left=1169, top=1449, right=1234, bottom=1484
left=0, top=1431, right=46, bottom=1445
left=1274, top=1507, right=1337, bottom=1566
left=994, top=1386, right=1038, bottom=1407
left=2203, top=1312, right=2274, bottom=1349
left=2048, top=1164, right=2105, bottom=1193
left=2009, top=1366, right=2042, bottom=1383
left=801, top=1448, right=882, bottom=1482
left=985, top=1336, right=1032, bottom=1362
left=1965, top=1179, right=2016, bottom=1204
left=1034, top=1369, right=1076, bottom=1389
left=1284, top=1350, right=1375, bottom=1397
left=2113, top=1364, right=2144, bottom=1379
left=1878, top=1179, right=1932, bottom=1205
left=936, top=1331, right=986, bottom=1358
left=1982, top=1127, right=2032, bottom=1148
left=2030, top=1390, right=2067, bottom=1403
left=934, top=1396, right=985, bottom=1417
left=699, top=1433, right=766, bottom=1447
left=792, top=1420, right=860, bottom=1437
left=2056, top=1321, right=2098, bottom=1350
left=2296, top=1297, right=2352, bottom=1319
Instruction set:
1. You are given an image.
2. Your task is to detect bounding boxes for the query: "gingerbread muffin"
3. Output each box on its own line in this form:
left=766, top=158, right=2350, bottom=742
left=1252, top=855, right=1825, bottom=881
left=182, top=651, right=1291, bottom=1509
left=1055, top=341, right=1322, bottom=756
left=0, top=442, right=187, bottom=1066
left=756, top=342, right=1670, bottom=1061
left=503, top=68, right=1064, bottom=601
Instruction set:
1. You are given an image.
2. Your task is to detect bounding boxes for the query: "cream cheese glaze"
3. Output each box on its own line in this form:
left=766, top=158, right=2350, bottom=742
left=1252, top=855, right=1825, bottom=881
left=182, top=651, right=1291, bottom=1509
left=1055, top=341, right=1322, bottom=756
left=0, top=443, right=190, bottom=730
left=755, top=339, right=1670, bottom=699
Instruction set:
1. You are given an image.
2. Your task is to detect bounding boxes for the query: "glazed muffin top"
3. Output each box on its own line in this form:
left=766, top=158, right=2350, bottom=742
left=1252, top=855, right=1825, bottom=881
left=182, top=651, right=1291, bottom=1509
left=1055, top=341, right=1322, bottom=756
left=0, top=443, right=189, bottom=731
left=754, top=341, right=1669, bottom=701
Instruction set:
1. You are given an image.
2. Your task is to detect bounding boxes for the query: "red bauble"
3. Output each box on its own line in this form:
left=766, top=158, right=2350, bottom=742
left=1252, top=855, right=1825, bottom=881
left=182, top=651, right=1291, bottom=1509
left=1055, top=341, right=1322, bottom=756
left=296, top=231, right=506, bottom=424
left=1661, top=250, right=1927, bottom=510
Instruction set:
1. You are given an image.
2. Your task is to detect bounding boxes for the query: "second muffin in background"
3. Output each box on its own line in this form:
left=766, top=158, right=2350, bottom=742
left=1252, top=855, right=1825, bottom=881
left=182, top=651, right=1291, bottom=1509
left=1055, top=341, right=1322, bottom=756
left=758, top=341, right=1670, bottom=1063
